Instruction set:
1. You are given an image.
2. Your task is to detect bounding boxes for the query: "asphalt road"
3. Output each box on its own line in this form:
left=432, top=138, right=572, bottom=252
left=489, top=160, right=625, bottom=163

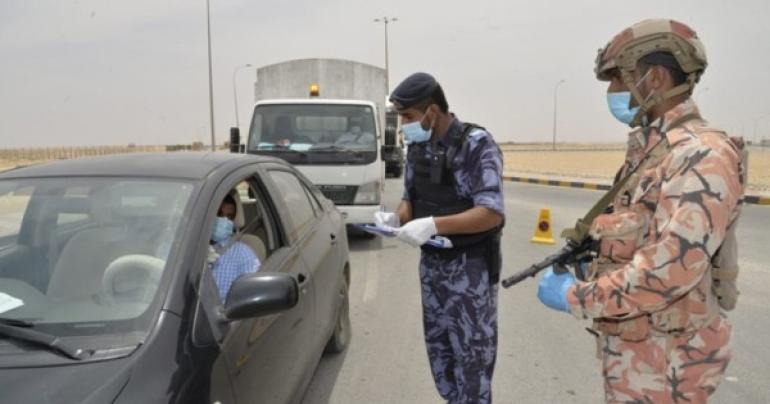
left=301, top=179, right=770, bottom=404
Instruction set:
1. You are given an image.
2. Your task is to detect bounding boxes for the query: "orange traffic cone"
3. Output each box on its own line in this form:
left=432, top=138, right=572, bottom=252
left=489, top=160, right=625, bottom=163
left=530, top=208, right=555, bottom=245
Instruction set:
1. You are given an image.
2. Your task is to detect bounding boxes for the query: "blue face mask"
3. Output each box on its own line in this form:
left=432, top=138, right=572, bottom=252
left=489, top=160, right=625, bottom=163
left=606, top=92, right=639, bottom=125
left=402, top=113, right=433, bottom=144
left=211, top=217, right=234, bottom=244
left=606, top=69, right=653, bottom=126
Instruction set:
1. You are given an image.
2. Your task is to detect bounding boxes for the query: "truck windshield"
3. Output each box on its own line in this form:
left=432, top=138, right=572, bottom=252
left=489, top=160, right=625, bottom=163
left=0, top=177, right=193, bottom=345
left=247, top=104, right=377, bottom=165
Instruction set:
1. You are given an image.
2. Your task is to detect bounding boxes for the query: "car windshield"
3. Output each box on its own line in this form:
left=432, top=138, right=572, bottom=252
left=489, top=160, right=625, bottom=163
left=0, top=177, right=193, bottom=339
left=247, top=104, right=378, bottom=165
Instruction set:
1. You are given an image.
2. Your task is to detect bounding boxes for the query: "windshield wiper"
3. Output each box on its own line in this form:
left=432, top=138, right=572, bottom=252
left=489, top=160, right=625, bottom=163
left=311, top=145, right=363, bottom=155
left=0, top=317, right=34, bottom=327
left=0, top=319, right=86, bottom=360
left=257, top=147, right=308, bottom=158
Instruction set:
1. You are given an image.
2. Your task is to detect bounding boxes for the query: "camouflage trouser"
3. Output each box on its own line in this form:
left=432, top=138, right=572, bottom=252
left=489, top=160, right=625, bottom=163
left=601, top=314, right=732, bottom=403
left=419, top=251, right=498, bottom=404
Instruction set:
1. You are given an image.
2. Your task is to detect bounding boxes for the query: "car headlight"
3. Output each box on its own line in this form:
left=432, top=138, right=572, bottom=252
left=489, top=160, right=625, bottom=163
left=353, top=180, right=381, bottom=204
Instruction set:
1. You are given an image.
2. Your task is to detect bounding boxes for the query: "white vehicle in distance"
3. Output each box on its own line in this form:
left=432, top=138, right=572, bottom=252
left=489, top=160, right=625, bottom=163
left=230, top=59, right=387, bottom=229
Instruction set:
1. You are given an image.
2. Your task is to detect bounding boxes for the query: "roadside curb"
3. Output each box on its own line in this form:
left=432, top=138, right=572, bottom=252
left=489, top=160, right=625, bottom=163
left=503, top=175, right=770, bottom=206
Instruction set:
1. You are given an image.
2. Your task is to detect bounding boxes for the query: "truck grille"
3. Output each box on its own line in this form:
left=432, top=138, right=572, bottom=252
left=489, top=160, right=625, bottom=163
left=317, top=185, right=358, bottom=205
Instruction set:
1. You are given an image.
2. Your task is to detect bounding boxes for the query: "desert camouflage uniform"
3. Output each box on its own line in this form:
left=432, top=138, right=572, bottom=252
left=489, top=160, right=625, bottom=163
left=566, top=99, right=745, bottom=403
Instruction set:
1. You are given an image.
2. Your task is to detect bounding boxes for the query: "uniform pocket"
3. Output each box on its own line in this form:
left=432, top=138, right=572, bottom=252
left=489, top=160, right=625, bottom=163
left=591, top=211, right=648, bottom=262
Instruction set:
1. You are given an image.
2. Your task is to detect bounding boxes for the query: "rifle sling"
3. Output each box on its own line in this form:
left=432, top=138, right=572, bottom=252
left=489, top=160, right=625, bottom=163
left=562, top=113, right=700, bottom=244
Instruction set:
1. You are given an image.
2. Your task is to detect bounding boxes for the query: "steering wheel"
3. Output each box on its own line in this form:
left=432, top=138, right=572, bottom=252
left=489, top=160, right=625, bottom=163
left=101, top=255, right=165, bottom=305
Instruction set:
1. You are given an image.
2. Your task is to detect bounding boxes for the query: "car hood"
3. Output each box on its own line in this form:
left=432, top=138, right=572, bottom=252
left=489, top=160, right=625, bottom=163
left=0, top=356, right=133, bottom=404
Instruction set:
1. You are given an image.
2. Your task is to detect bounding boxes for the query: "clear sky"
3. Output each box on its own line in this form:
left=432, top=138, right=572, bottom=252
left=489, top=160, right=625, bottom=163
left=1, top=0, right=769, bottom=148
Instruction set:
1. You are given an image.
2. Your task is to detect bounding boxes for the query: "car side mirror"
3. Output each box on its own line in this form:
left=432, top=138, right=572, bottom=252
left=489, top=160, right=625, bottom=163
left=230, top=127, right=241, bottom=153
left=224, top=272, right=299, bottom=320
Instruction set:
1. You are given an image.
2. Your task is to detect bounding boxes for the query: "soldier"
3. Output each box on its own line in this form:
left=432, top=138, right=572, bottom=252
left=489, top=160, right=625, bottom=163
left=536, top=19, right=746, bottom=403
left=376, top=72, right=505, bottom=403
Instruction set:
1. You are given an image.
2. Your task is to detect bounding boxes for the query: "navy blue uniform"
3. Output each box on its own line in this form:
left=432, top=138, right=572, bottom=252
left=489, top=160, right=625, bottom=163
left=404, top=117, right=504, bottom=403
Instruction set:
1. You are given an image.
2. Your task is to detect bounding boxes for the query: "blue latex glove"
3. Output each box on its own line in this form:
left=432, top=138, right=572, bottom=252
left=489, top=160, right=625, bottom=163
left=537, top=266, right=576, bottom=313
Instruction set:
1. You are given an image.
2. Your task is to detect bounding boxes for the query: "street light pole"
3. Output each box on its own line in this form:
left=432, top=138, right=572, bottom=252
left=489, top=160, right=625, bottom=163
left=374, top=17, right=397, bottom=94
left=552, top=79, right=566, bottom=151
left=205, top=0, right=216, bottom=150
left=232, top=63, right=253, bottom=130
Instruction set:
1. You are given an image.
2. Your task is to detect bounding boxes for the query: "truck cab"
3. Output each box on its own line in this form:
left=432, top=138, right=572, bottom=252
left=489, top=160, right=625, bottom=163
left=244, top=99, right=385, bottom=225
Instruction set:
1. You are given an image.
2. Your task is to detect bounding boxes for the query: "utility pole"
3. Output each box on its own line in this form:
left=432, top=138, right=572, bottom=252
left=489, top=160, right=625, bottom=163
left=232, top=64, right=253, bottom=130
left=206, top=0, right=216, bottom=150
left=374, top=17, right=398, bottom=94
left=552, top=79, right=566, bottom=151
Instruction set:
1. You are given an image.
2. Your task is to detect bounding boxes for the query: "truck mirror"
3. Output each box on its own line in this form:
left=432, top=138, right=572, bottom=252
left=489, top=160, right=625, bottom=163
left=229, top=127, right=241, bottom=153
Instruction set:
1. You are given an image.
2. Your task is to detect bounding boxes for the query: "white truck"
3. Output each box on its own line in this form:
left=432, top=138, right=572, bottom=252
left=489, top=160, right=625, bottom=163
left=230, top=58, right=388, bottom=225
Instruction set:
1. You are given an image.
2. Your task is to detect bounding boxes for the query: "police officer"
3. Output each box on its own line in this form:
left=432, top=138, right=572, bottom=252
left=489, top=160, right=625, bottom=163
left=376, top=72, right=505, bottom=403
left=536, top=19, right=746, bottom=403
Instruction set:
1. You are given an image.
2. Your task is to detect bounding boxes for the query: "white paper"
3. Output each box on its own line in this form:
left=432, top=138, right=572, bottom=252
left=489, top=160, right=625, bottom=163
left=0, top=292, right=24, bottom=314
left=352, top=224, right=453, bottom=248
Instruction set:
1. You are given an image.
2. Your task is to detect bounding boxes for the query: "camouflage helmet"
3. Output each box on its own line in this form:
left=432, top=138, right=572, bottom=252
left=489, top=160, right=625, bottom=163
left=595, top=19, right=707, bottom=126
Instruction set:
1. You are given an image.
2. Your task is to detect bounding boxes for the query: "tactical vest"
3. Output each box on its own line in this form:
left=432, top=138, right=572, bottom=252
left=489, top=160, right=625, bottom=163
left=587, top=117, right=745, bottom=342
left=408, top=122, right=504, bottom=284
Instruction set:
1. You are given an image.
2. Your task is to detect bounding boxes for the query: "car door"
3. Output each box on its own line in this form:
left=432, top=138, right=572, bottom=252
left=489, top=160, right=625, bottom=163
left=297, top=174, right=345, bottom=341
left=197, top=166, right=315, bottom=404
left=264, top=168, right=341, bottom=354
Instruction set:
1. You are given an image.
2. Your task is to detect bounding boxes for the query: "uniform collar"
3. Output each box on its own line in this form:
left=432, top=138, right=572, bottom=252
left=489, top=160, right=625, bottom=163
left=652, top=98, right=700, bottom=133
left=435, top=114, right=461, bottom=147
left=628, top=98, right=700, bottom=151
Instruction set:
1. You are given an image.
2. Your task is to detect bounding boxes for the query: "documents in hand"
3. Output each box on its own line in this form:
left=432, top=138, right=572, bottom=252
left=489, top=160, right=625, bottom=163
left=0, top=292, right=23, bottom=314
left=352, top=224, right=454, bottom=249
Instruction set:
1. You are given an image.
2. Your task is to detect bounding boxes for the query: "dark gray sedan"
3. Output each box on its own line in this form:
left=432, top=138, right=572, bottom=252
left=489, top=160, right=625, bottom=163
left=0, top=152, right=351, bottom=403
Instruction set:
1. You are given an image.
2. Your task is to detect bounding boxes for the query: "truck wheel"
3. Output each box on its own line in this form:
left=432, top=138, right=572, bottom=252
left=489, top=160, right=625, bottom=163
left=325, top=274, right=351, bottom=354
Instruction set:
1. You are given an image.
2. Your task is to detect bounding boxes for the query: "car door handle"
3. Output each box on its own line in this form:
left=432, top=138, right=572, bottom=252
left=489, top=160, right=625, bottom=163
left=330, top=233, right=337, bottom=245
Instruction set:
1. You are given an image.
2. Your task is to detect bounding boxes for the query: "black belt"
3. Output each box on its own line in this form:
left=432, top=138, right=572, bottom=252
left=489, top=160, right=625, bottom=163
left=420, top=240, right=490, bottom=258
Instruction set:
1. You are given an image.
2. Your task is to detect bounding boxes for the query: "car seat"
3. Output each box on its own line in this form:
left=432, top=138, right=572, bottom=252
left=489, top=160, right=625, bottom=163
left=228, top=189, right=266, bottom=263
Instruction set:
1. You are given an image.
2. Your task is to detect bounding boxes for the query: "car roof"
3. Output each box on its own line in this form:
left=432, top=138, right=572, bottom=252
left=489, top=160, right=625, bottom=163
left=0, top=152, right=287, bottom=180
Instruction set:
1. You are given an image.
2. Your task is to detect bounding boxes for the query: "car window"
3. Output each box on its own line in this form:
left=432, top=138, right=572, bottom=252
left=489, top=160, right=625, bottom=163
left=268, top=170, right=317, bottom=241
left=302, top=182, right=323, bottom=215
left=0, top=185, right=32, bottom=242
left=56, top=186, right=92, bottom=226
left=236, top=179, right=279, bottom=257
left=0, top=178, right=195, bottom=338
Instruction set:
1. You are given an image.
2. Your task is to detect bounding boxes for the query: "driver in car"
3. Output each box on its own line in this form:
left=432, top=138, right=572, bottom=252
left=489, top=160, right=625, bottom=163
left=209, top=194, right=261, bottom=302
left=336, top=118, right=375, bottom=146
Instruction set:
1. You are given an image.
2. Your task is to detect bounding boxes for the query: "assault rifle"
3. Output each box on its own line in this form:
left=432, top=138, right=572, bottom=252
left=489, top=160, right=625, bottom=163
left=501, top=124, right=688, bottom=289
left=501, top=237, right=596, bottom=288
left=501, top=142, right=666, bottom=288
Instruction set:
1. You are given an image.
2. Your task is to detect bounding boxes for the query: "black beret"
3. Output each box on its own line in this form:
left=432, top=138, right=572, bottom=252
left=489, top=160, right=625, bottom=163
left=389, top=72, right=439, bottom=109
